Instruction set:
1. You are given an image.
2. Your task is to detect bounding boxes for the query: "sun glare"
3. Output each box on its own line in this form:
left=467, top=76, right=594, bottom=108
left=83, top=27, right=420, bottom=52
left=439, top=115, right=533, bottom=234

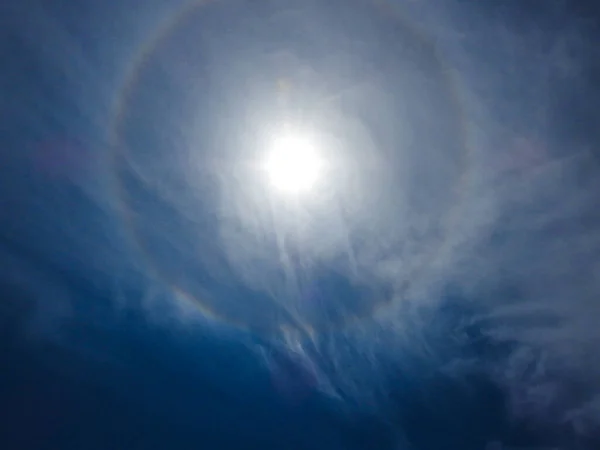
left=263, top=130, right=324, bottom=196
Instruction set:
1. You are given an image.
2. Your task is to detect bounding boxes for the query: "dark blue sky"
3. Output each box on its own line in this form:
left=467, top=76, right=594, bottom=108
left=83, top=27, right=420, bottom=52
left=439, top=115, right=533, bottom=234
left=1, top=1, right=599, bottom=449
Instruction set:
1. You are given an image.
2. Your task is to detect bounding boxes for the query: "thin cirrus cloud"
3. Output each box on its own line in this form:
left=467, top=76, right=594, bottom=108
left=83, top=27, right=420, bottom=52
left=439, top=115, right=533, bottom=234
left=0, top=0, right=599, bottom=448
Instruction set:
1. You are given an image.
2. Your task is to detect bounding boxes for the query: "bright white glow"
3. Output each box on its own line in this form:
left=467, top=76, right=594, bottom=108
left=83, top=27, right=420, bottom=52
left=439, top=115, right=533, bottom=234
left=263, top=130, right=324, bottom=195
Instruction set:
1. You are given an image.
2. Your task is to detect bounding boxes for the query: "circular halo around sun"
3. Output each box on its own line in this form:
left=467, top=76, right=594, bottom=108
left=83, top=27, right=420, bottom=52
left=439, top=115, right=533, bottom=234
left=111, top=0, right=469, bottom=337
left=262, top=128, right=325, bottom=196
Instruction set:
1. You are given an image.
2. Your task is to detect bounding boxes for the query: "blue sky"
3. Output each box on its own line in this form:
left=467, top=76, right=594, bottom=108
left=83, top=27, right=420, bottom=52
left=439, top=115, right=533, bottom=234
left=0, top=0, right=599, bottom=449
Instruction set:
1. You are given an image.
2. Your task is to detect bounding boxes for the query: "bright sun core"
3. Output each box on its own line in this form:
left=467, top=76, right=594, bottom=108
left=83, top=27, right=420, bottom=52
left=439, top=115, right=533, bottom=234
left=263, top=129, right=324, bottom=196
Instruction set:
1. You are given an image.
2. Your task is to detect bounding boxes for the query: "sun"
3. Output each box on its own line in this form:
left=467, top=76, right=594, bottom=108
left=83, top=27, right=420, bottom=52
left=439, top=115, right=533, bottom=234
left=263, top=129, right=324, bottom=196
